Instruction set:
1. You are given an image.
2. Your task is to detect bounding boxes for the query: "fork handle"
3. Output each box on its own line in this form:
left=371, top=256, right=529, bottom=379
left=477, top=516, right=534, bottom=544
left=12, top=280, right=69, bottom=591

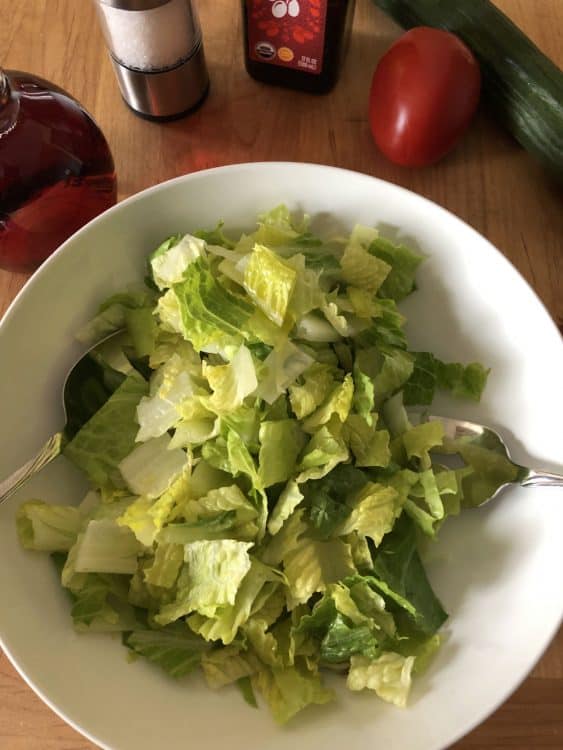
left=521, top=469, right=563, bottom=488
left=0, top=433, right=64, bottom=505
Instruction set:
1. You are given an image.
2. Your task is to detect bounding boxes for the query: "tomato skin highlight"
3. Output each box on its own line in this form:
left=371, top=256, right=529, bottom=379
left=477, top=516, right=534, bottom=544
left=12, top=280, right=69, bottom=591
left=369, top=27, right=481, bottom=167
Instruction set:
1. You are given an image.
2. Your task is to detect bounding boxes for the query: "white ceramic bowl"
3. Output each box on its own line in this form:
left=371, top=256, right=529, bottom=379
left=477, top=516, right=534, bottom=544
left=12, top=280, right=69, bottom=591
left=1, top=163, right=562, bottom=750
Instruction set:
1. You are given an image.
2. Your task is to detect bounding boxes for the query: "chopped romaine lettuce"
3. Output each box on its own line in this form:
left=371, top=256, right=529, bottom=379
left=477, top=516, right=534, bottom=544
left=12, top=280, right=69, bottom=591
left=16, top=206, right=490, bottom=724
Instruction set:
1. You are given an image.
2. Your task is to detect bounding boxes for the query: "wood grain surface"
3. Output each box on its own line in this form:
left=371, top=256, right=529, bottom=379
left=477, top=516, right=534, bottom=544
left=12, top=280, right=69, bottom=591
left=0, top=1, right=562, bottom=748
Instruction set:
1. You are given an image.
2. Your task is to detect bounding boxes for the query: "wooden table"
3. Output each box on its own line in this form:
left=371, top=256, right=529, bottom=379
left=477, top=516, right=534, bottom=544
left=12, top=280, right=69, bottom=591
left=1, top=0, right=562, bottom=747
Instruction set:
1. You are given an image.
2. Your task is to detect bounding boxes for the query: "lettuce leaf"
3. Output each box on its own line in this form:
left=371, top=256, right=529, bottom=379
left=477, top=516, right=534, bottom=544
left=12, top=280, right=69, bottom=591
left=75, top=288, right=156, bottom=345
left=256, top=339, right=314, bottom=405
left=288, top=363, right=335, bottom=419
left=336, top=483, right=401, bottom=547
left=258, top=420, right=306, bottom=488
left=150, top=234, right=206, bottom=290
left=187, top=560, right=281, bottom=644
left=167, top=258, right=253, bottom=353
left=347, top=652, right=415, bottom=707
left=123, top=625, right=210, bottom=678
left=68, top=571, right=139, bottom=632
left=63, top=372, right=148, bottom=489
left=284, top=536, right=356, bottom=608
left=302, top=464, right=366, bottom=540
left=156, top=540, right=253, bottom=623
left=302, top=374, right=354, bottom=431
left=404, top=351, right=489, bottom=406
left=370, top=515, right=448, bottom=636
left=16, top=501, right=83, bottom=552
left=402, top=420, right=444, bottom=470
left=201, top=645, right=262, bottom=688
left=320, top=615, right=380, bottom=663
left=369, top=236, right=424, bottom=302
left=136, top=350, right=200, bottom=441
left=144, top=543, right=184, bottom=588
left=119, top=434, right=187, bottom=499
left=252, top=662, right=334, bottom=724
left=243, top=243, right=296, bottom=326
left=203, top=345, right=257, bottom=413
left=340, top=234, right=391, bottom=294
left=267, top=480, right=304, bottom=536
left=72, top=519, right=142, bottom=575
left=296, top=426, right=349, bottom=483
left=344, top=415, right=391, bottom=468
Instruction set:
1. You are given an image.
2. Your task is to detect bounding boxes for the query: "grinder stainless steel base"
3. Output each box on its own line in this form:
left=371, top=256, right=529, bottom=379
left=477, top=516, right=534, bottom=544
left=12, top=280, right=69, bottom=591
left=94, top=0, right=209, bottom=120
left=111, top=43, right=209, bottom=120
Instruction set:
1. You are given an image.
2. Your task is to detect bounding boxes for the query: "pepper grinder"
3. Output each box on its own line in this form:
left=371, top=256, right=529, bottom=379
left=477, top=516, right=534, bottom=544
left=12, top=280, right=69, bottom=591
left=94, top=0, right=209, bottom=120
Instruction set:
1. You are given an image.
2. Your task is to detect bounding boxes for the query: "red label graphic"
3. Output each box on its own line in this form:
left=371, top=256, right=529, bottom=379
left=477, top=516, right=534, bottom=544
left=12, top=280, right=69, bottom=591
left=246, top=0, right=328, bottom=75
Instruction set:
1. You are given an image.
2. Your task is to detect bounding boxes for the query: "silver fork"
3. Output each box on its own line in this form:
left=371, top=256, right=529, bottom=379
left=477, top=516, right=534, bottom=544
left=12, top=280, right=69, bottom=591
left=422, top=415, right=563, bottom=503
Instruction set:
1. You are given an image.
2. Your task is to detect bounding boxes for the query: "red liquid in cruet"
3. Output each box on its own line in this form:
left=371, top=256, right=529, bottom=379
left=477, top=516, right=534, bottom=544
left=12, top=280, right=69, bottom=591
left=0, top=70, right=117, bottom=273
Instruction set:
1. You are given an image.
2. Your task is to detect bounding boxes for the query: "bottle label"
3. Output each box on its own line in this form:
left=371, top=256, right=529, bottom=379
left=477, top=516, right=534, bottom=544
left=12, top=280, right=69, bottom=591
left=246, top=0, right=328, bottom=75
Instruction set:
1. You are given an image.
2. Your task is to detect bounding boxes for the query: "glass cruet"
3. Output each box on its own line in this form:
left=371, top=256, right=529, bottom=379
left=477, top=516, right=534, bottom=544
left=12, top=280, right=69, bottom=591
left=0, top=66, right=117, bottom=273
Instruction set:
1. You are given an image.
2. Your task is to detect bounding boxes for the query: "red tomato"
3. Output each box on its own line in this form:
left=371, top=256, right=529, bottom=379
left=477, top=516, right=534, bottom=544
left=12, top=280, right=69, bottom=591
left=369, top=27, right=481, bottom=167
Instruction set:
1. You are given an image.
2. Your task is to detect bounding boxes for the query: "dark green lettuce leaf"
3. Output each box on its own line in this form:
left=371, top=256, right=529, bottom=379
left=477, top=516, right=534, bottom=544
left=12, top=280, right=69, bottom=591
left=63, top=372, right=148, bottom=489
left=370, top=514, right=448, bottom=636
left=123, top=625, right=210, bottom=678
left=369, top=236, right=424, bottom=302
left=404, top=351, right=489, bottom=406
left=303, top=465, right=367, bottom=540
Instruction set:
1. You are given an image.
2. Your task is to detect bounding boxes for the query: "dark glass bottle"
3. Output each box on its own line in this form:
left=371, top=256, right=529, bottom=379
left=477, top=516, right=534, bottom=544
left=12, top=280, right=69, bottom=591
left=0, top=68, right=117, bottom=273
left=242, top=0, right=355, bottom=94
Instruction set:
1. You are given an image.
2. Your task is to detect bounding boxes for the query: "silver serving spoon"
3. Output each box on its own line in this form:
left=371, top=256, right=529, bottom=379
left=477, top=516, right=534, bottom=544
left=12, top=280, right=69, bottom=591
left=0, top=331, right=127, bottom=504
left=419, top=415, right=563, bottom=502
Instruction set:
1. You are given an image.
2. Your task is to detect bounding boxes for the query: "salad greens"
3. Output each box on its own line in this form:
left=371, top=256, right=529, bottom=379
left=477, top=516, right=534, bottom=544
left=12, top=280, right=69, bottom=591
left=16, top=206, right=490, bottom=724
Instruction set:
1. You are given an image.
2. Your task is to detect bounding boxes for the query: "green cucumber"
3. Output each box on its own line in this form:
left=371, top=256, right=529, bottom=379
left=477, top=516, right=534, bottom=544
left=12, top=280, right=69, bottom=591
left=372, top=0, right=563, bottom=177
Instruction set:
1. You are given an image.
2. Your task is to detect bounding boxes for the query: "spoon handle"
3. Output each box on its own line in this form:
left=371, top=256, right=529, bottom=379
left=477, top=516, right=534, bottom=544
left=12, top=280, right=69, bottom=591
left=521, top=468, right=563, bottom=488
left=0, top=433, right=63, bottom=505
